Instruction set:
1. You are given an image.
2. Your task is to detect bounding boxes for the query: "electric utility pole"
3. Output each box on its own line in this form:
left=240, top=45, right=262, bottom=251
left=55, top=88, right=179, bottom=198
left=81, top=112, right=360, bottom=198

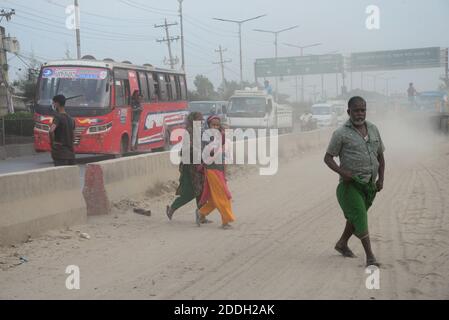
left=155, top=19, right=180, bottom=69
left=213, top=45, right=232, bottom=91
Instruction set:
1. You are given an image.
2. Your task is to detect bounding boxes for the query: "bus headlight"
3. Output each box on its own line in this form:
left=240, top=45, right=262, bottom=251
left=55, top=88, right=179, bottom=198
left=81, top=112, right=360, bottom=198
left=34, top=123, right=50, bottom=132
left=87, top=122, right=112, bottom=134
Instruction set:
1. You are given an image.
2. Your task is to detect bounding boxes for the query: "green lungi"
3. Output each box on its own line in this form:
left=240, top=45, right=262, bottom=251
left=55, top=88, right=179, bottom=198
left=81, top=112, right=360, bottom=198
left=336, top=176, right=377, bottom=238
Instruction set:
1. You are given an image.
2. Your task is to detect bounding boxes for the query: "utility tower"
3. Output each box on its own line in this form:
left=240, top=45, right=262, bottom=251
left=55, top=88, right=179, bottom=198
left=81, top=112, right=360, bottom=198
left=155, top=19, right=180, bottom=69
left=0, top=9, right=16, bottom=114
left=213, top=45, right=232, bottom=91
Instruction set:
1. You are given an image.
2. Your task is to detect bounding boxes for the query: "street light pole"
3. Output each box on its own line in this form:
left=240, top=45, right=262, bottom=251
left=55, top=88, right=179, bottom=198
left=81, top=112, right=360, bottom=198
left=238, top=23, right=242, bottom=83
left=283, top=42, right=322, bottom=102
left=366, top=73, right=385, bottom=93
left=380, top=76, right=395, bottom=97
left=253, top=25, right=299, bottom=101
left=213, top=14, right=266, bottom=84
left=321, top=50, right=338, bottom=100
left=321, top=74, right=324, bottom=101
left=74, top=0, right=81, bottom=59
left=178, top=0, right=185, bottom=71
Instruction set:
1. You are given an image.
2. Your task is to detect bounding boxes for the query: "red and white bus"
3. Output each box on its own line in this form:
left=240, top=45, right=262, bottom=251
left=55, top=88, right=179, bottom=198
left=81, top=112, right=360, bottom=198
left=33, top=57, right=188, bottom=156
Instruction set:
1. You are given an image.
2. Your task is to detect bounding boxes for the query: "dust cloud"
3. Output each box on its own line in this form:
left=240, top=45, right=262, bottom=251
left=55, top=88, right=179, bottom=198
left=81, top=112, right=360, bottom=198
left=370, top=106, right=446, bottom=166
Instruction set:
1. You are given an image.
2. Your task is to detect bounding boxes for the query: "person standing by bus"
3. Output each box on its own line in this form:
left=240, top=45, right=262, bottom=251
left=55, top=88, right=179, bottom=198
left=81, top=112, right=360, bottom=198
left=49, top=95, right=76, bottom=166
left=131, top=90, right=143, bottom=151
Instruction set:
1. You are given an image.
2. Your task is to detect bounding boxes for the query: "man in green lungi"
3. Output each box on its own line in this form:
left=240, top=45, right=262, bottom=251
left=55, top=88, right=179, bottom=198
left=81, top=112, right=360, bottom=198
left=324, top=96, right=385, bottom=267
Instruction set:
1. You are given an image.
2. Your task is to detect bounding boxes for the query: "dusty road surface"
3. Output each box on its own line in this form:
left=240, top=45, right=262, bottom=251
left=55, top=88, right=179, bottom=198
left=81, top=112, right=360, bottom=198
left=1, top=112, right=448, bottom=299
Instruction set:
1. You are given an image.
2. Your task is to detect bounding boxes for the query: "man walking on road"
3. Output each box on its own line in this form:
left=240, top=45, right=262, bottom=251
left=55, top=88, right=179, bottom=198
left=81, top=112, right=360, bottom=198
left=49, top=95, right=76, bottom=166
left=324, top=96, right=385, bottom=267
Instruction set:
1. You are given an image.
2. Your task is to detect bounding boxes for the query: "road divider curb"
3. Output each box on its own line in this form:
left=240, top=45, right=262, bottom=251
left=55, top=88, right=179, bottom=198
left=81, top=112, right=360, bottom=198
left=82, top=151, right=178, bottom=216
left=0, top=166, right=86, bottom=246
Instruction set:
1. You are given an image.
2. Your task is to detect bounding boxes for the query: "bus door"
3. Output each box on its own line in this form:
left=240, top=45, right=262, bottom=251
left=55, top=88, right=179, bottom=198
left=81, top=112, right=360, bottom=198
left=134, top=71, right=153, bottom=151
left=113, top=68, right=132, bottom=153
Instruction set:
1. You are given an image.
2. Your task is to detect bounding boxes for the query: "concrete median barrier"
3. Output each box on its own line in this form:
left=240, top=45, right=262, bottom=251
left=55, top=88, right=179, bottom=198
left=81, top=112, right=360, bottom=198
left=0, top=166, right=86, bottom=246
left=278, top=128, right=333, bottom=160
left=83, top=151, right=178, bottom=216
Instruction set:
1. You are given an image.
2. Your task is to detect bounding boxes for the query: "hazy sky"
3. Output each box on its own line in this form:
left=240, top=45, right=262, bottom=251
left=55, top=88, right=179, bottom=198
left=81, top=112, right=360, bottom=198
left=2, top=0, right=449, bottom=100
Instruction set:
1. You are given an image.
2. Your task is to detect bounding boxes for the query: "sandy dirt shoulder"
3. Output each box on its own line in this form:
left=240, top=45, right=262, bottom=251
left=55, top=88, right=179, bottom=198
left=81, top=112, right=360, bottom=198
left=1, top=115, right=449, bottom=300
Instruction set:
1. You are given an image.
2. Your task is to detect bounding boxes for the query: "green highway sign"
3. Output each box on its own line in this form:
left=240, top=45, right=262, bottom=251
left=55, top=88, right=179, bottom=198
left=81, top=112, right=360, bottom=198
left=255, top=54, right=343, bottom=78
left=350, top=47, right=442, bottom=72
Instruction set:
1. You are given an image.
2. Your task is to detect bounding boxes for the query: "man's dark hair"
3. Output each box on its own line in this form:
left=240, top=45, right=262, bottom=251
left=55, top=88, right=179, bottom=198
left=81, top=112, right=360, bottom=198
left=52, top=95, right=66, bottom=107
left=348, top=96, right=366, bottom=110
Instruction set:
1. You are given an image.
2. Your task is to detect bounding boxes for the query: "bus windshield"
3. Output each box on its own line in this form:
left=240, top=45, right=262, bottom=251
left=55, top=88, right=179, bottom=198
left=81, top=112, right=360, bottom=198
left=228, top=97, right=266, bottom=118
left=37, top=66, right=110, bottom=109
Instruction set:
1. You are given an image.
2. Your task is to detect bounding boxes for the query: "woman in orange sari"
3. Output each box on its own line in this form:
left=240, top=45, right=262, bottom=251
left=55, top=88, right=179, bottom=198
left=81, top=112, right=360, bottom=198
left=196, top=116, right=235, bottom=229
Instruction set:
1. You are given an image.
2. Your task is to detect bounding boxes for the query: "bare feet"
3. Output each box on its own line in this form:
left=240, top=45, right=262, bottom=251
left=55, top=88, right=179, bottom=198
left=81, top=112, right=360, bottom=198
left=166, top=206, right=174, bottom=220
left=366, top=256, right=381, bottom=267
left=195, top=209, right=201, bottom=227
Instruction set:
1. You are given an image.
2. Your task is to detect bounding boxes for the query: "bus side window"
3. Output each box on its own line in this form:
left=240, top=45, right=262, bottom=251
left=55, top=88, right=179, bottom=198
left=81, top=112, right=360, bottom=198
left=165, top=74, right=173, bottom=101
left=124, top=80, right=130, bottom=105
left=169, top=75, right=177, bottom=101
left=115, top=80, right=125, bottom=106
left=137, top=72, right=150, bottom=102
left=158, top=73, right=168, bottom=101
left=174, top=75, right=182, bottom=101
left=147, top=72, right=158, bottom=102
left=179, top=75, right=187, bottom=100
left=113, top=69, right=131, bottom=106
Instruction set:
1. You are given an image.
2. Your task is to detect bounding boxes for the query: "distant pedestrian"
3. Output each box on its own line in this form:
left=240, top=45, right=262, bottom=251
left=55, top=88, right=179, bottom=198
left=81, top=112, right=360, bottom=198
left=49, top=95, right=76, bottom=167
left=264, top=80, right=273, bottom=95
left=407, top=83, right=418, bottom=108
left=324, top=96, right=385, bottom=267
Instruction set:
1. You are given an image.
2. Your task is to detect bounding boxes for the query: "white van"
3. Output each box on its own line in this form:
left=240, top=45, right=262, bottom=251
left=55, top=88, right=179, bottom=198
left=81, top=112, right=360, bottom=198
left=311, top=103, right=338, bottom=127
left=226, top=89, right=293, bottom=132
